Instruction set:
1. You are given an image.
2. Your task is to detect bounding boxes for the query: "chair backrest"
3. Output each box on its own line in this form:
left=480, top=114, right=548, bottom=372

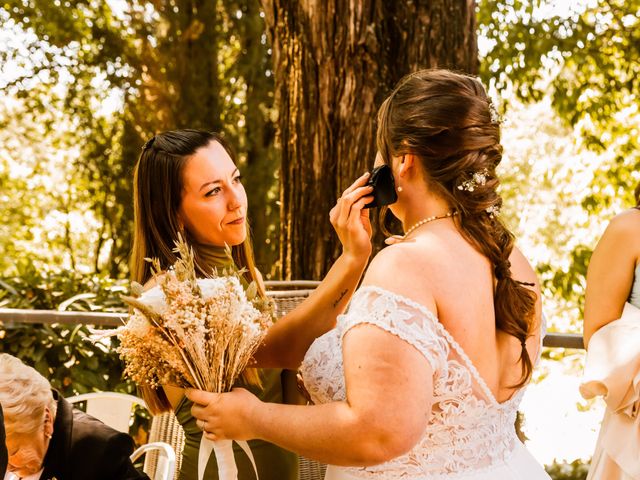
left=267, top=284, right=317, bottom=317
left=130, top=442, right=176, bottom=480
left=66, top=392, right=146, bottom=433
left=270, top=287, right=327, bottom=480
left=146, top=412, right=185, bottom=480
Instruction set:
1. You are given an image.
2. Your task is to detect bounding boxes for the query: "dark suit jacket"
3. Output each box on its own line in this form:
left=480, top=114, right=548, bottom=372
left=0, top=404, right=7, bottom=478
left=41, top=391, right=149, bottom=480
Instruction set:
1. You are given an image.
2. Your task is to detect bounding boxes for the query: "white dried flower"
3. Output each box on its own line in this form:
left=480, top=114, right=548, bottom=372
left=488, top=102, right=502, bottom=124
left=486, top=204, right=501, bottom=218
left=106, top=236, right=274, bottom=393
left=457, top=168, right=490, bottom=192
left=137, top=287, right=168, bottom=314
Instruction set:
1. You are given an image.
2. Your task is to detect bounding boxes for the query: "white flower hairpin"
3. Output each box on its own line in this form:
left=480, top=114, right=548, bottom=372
left=488, top=102, right=502, bottom=124
left=486, top=204, right=501, bottom=218
left=457, top=168, right=490, bottom=192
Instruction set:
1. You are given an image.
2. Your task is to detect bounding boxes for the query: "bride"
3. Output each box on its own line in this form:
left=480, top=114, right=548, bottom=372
left=187, top=69, right=551, bottom=479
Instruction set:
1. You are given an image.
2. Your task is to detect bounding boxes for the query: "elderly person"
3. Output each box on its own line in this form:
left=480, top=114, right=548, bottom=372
left=0, top=354, right=148, bottom=480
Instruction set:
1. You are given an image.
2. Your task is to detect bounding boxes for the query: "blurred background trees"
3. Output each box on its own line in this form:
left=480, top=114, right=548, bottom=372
left=479, top=0, right=639, bottom=319
left=2, top=0, right=636, bottom=282
left=1, top=0, right=278, bottom=277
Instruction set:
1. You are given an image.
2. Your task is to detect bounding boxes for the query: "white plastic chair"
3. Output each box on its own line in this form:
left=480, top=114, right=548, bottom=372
left=130, top=442, right=176, bottom=480
left=66, top=392, right=147, bottom=433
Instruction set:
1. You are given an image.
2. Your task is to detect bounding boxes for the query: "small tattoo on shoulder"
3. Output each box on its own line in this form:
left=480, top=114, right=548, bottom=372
left=333, top=288, right=348, bottom=308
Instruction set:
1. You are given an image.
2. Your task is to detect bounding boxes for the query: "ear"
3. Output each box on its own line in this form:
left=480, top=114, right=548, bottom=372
left=44, top=407, right=54, bottom=437
left=397, top=154, right=416, bottom=178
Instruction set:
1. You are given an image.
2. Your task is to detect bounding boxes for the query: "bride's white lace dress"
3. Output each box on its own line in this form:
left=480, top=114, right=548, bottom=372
left=300, top=286, right=551, bottom=480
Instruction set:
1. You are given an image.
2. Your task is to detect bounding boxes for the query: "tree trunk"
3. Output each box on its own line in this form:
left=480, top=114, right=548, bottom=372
left=262, top=0, right=478, bottom=279
left=173, top=0, right=222, bottom=131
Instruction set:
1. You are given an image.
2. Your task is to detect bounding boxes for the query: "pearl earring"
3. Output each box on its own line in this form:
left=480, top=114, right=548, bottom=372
left=397, top=186, right=403, bottom=192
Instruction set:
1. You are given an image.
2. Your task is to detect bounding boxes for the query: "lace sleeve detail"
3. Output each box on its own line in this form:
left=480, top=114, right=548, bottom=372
left=339, top=286, right=448, bottom=375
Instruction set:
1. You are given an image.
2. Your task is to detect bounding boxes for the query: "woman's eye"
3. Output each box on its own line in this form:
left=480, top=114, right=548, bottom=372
left=233, top=175, right=243, bottom=183
left=205, top=187, right=222, bottom=197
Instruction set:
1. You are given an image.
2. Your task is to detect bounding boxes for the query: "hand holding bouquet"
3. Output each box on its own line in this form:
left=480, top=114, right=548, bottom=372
left=107, top=237, right=273, bottom=480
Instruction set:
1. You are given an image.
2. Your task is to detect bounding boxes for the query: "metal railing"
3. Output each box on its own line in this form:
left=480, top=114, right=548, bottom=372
left=0, top=314, right=585, bottom=350
left=0, top=279, right=585, bottom=349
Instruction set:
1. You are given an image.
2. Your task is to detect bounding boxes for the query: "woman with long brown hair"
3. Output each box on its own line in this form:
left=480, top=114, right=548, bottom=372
left=131, top=129, right=374, bottom=479
left=187, top=70, right=550, bottom=479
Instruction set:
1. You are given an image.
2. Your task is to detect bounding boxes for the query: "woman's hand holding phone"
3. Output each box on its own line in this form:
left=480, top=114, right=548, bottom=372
left=330, top=173, right=374, bottom=260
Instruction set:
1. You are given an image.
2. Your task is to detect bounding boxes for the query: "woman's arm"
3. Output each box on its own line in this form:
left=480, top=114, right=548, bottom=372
left=584, top=210, right=640, bottom=348
left=189, top=252, right=435, bottom=466
left=253, top=173, right=374, bottom=369
left=189, top=324, right=432, bottom=466
left=255, top=253, right=369, bottom=369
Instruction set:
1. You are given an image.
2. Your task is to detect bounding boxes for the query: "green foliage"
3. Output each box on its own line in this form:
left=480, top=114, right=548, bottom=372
left=0, top=0, right=279, bottom=277
left=0, top=96, right=111, bottom=276
left=479, top=0, right=640, bottom=203
left=545, top=458, right=590, bottom=480
left=479, top=0, right=639, bottom=316
left=0, top=262, right=132, bottom=397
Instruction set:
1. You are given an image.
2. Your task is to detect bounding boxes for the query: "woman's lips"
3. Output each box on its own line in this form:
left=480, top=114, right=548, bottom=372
left=228, top=217, right=244, bottom=225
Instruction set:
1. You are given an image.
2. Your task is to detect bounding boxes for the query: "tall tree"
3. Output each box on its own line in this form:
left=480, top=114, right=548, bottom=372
left=1, top=0, right=279, bottom=276
left=261, top=1, right=478, bottom=279
left=478, top=0, right=640, bottom=308
left=479, top=0, right=639, bottom=211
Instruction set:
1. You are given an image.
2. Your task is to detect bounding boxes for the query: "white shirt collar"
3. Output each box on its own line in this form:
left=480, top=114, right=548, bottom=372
left=4, top=468, right=44, bottom=480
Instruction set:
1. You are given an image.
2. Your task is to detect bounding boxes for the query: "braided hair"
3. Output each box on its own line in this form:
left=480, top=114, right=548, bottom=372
left=377, top=69, right=538, bottom=387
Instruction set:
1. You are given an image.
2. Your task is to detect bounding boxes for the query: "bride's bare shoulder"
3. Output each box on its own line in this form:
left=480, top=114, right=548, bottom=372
left=360, top=241, right=442, bottom=313
left=363, top=243, right=420, bottom=286
left=608, top=208, right=640, bottom=235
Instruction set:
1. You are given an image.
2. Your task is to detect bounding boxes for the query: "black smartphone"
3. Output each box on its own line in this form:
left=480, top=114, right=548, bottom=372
left=364, top=164, right=398, bottom=209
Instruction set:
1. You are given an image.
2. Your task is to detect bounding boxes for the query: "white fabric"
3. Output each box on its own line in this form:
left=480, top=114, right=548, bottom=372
left=581, top=301, right=640, bottom=480
left=4, top=469, right=43, bottom=480
left=300, top=286, right=550, bottom=479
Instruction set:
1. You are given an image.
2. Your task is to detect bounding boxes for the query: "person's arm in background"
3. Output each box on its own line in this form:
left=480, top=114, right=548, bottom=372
left=0, top=404, right=7, bottom=478
left=584, top=209, right=640, bottom=347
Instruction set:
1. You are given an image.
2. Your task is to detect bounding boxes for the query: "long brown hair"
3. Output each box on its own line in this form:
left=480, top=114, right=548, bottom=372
left=635, top=180, right=640, bottom=208
left=377, top=69, right=538, bottom=388
left=131, top=129, right=266, bottom=413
